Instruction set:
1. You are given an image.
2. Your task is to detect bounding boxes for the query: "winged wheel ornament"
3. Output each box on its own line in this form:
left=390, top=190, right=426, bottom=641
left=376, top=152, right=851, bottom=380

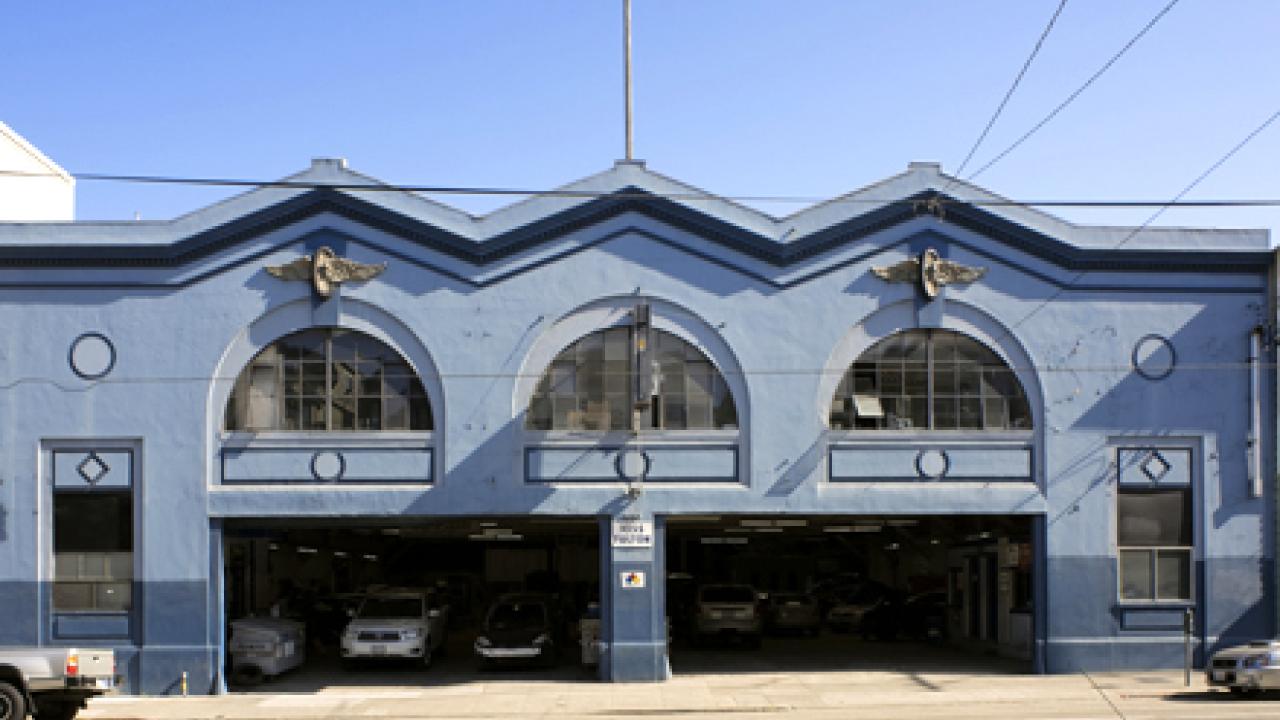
left=871, top=247, right=985, bottom=299
left=266, top=246, right=387, bottom=298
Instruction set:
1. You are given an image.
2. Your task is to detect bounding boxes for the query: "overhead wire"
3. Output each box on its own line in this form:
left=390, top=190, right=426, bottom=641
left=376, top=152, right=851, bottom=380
left=966, top=0, right=1181, bottom=181
left=945, top=0, right=1069, bottom=190
left=0, top=168, right=1276, bottom=209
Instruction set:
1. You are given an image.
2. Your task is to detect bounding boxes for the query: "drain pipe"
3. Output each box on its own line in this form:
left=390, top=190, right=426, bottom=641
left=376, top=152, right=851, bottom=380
left=1249, top=327, right=1263, bottom=498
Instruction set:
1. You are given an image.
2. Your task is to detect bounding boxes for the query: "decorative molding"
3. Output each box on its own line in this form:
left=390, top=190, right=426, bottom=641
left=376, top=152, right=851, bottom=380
left=1131, top=334, right=1176, bottom=380
left=68, top=332, right=116, bottom=380
left=0, top=189, right=1269, bottom=277
left=265, top=245, right=386, bottom=298
left=872, top=246, right=986, bottom=298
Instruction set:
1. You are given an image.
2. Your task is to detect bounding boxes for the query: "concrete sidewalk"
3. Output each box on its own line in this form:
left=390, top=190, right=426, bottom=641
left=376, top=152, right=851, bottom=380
left=79, top=670, right=1280, bottom=720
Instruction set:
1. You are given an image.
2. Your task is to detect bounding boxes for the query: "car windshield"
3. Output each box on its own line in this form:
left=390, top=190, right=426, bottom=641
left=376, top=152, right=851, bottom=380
left=488, top=601, right=546, bottom=631
left=701, top=586, right=754, bottom=603
left=359, top=597, right=423, bottom=619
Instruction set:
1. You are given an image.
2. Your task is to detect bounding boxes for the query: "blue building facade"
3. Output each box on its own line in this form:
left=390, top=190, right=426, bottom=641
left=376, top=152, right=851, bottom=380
left=0, top=158, right=1273, bottom=692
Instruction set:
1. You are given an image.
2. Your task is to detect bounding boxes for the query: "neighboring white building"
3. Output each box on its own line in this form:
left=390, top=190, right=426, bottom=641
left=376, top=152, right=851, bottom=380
left=0, top=121, right=73, bottom=221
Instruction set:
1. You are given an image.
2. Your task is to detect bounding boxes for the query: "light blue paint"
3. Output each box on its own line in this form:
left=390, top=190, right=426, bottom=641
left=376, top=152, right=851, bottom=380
left=526, top=444, right=738, bottom=483
left=829, top=444, right=1031, bottom=481
left=0, top=161, right=1272, bottom=690
left=221, top=446, right=433, bottom=484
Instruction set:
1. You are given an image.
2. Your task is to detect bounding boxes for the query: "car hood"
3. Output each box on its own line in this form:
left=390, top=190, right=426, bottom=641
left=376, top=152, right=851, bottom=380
left=346, top=618, right=426, bottom=632
left=1214, top=642, right=1280, bottom=660
left=482, top=628, right=550, bottom=647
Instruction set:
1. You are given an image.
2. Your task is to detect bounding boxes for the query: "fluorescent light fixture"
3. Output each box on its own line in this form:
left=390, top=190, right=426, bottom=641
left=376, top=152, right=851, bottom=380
left=724, top=537, right=748, bottom=545
left=725, top=528, right=752, bottom=533
left=479, top=522, right=498, bottom=528
left=296, top=546, right=318, bottom=554
left=740, top=519, right=773, bottom=528
left=885, top=543, right=901, bottom=551
left=381, top=528, right=401, bottom=536
left=823, top=526, right=855, bottom=533
left=468, top=533, right=524, bottom=541
left=853, top=524, right=882, bottom=533
left=362, top=554, right=378, bottom=561
left=754, top=528, right=784, bottom=533
left=930, top=538, right=941, bottom=545
left=333, top=551, right=349, bottom=558
left=774, top=519, right=808, bottom=528
left=667, top=515, right=721, bottom=523
left=267, top=543, right=280, bottom=551
left=886, top=519, right=918, bottom=527
left=700, top=537, right=725, bottom=545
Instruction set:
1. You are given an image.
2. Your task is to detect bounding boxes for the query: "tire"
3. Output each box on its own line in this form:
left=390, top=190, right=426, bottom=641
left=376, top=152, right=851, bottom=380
left=0, top=681, right=26, bottom=720
left=34, top=699, right=80, bottom=720
left=230, top=664, right=265, bottom=687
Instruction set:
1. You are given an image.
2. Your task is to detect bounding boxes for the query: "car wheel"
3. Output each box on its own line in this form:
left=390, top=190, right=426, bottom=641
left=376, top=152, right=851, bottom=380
left=0, top=681, right=25, bottom=720
left=231, top=664, right=265, bottom=687
left=34, top=699, right=80, bottom=720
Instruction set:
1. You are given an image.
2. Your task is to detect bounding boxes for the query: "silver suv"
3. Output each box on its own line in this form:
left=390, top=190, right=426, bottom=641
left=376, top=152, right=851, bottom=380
left=693, top=584, right=762, bottom=648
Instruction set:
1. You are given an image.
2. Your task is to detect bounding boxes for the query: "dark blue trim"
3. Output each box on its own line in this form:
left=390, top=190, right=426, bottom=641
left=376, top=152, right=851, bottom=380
left=309, top=450, right=347, bottom=482
left=613, top=448, right=653, bottom=482
left=0, top=189, right=1269, bottom=274
left=827, top=445, right=1032, bottom=483
left=68, top=332, right=117, bottom=380
left=914, top=449, right=951, bottom=479
left=219, top=445, right=433, bottom=485
left=524, top=444, right=740, bottom=484
left=1131, top=334, right=1177, bottom=380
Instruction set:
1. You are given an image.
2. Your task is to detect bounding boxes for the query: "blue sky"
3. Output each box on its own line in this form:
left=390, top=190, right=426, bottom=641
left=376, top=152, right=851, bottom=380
left=3, top=1, right=1277, bottom=235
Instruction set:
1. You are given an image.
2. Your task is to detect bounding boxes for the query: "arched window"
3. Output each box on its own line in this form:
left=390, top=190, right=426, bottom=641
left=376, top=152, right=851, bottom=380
left=225, top=328, right=432, bottom=432
left=526, top=327, right=737, bottom=432
left=830, top=329, right=1030, bottom=431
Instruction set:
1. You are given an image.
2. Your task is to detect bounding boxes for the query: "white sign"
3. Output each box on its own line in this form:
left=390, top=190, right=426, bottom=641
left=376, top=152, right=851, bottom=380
left=611, top=516, right=654, bottom=548
left=620, top=571, right=646, bottom=588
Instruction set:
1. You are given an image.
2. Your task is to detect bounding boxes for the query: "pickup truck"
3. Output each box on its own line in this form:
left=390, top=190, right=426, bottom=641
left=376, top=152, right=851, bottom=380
left=0, top=647, right=117, bottom=720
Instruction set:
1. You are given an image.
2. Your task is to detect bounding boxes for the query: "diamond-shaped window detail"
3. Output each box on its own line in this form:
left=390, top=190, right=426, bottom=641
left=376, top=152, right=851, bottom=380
left=1140, top=450, right=1171, bottom=483
left=76, top=452, right=110, bottom=486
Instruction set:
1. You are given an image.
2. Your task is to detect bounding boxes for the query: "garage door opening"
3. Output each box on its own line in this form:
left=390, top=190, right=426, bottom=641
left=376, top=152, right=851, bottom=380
left=665, top=514, right=1035, bottom=676
left=222, top=517, right=601, bottom=689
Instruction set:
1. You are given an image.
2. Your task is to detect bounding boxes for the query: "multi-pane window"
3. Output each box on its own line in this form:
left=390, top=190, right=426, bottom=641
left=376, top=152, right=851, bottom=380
left=526, top=327, right=737, bottom=431
left=1118, top=487, right=1192, bottom=601
left=52, top=451, right=133, bottom=612
left=830, top=329, right=1031, bottom=431
left=225, top=328, right=432, bottom=432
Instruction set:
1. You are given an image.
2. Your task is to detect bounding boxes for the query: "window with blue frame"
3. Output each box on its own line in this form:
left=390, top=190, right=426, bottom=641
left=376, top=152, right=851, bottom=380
left=830, top=329, right=1031, bottom=431
left=225, top=328, right=432, bottom=432
left=526, top=327, right=737, bottom=432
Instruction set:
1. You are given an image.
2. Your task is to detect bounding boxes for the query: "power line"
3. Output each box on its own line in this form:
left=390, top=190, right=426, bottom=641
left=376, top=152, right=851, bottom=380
left=994, top=103, right=1280, bottom=342
left=948, top=0, right=1069, bottom=184
left=967, top=0, right=1180, bottom=181
left=0, top=168, right=1277, bottom=209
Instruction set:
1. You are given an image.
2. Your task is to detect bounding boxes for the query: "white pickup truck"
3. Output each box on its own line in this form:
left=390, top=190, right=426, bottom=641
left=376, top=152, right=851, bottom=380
left=0, top=647, right=117, bottom=720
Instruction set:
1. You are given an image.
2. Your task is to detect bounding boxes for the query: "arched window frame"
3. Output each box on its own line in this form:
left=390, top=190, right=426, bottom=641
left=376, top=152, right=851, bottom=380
left=525, top=326, right=738, bottom=433
left=224, top=327, right=433, bottom=432
left=830, top=329, right=1031, bottom=432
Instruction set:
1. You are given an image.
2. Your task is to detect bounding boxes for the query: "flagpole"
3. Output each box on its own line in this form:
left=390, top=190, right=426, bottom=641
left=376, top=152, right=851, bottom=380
left=624, top=0, right=634, bottom=161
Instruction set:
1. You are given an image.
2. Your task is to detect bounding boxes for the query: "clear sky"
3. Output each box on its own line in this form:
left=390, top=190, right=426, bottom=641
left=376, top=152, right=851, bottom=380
left=3, top=1, right=1277, bottom=236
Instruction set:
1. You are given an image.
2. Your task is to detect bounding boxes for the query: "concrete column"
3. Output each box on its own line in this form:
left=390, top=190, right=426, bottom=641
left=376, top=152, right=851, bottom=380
left=599, top=513, right=669, bottom=682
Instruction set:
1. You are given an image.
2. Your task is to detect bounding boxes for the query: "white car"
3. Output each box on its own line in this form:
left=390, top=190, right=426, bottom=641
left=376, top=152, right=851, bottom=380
left=341, top=591, right=447, bottom=667
left=1207, top=640, right=1280, bottom=695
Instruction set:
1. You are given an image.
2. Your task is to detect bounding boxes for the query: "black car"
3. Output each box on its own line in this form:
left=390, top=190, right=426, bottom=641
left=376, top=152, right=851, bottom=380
left=473, top=593, right=562, bottom=669
left=861, top=591, right=948, bottom=641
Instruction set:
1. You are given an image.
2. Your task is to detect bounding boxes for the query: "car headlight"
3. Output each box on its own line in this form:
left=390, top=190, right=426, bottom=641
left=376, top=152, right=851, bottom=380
left=1245, top=653, right=1271, bottom=669
left=474, top=636, right=492, bottom=649
left=533, top=633, right=551, bottom=646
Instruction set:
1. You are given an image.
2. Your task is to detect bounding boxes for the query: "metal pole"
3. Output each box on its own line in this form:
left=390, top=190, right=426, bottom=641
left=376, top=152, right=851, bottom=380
left=624, top=0, right=633, bottom=160
left=1183, top=607, right=1193, bottom=686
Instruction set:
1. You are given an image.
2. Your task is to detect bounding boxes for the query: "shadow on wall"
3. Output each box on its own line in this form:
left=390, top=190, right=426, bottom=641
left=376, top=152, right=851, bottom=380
left=597, top=233, right=773, bottom=299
